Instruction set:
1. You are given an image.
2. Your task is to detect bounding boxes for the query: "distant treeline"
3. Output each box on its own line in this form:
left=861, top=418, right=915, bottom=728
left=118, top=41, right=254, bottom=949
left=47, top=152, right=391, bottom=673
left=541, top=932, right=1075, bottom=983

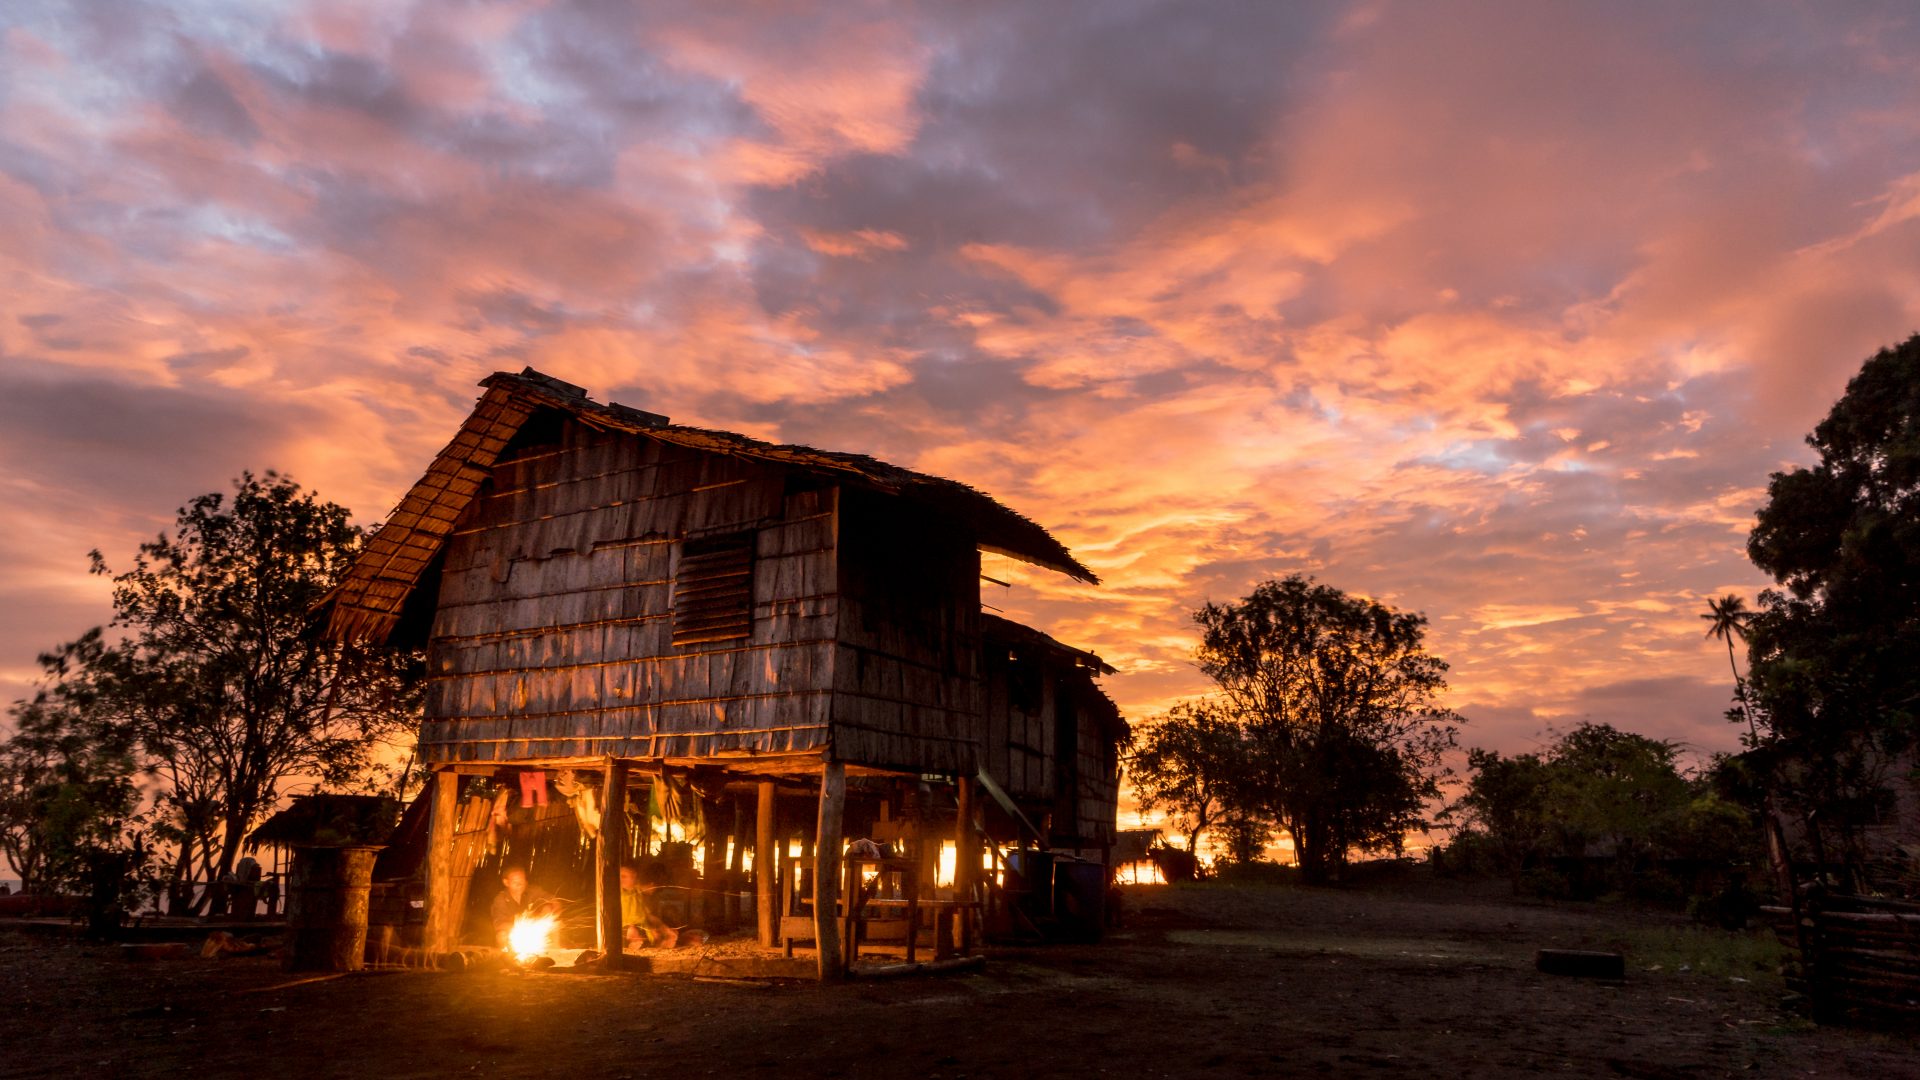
left=1128, top=334, right=1920, bottom=911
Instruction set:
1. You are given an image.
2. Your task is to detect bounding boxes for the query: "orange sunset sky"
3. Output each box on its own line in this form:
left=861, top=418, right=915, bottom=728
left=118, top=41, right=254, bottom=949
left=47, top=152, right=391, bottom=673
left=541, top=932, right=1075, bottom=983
left=4, top=1, right=1919, bottom=771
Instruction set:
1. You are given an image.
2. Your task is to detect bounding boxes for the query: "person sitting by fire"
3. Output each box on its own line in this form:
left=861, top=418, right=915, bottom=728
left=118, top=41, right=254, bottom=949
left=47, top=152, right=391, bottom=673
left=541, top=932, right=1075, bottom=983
left=490, top=865, right=560, bottom=948
left=618, top=862, right=678, bottom=950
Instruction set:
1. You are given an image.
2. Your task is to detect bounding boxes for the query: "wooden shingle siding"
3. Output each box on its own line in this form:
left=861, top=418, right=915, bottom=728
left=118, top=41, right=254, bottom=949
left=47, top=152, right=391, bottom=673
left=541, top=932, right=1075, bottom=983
left=419, top=420, right=836, bottom=765
left=976, top=616, right=1126, bottom=847
left=1070, top=679, right=1124, bottom=847
left=827, top=489, right=985, bottom=777
left=979, top=646, right=1054, bottom=800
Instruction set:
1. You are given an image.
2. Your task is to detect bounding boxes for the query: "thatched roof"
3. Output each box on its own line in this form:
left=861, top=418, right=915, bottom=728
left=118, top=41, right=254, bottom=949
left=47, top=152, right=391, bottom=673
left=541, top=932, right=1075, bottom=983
left=324, top=368, right=1096, bottom=644
left=246, top=794, right=399, bottom=850
left=983, top=612, right=1117, bottom=675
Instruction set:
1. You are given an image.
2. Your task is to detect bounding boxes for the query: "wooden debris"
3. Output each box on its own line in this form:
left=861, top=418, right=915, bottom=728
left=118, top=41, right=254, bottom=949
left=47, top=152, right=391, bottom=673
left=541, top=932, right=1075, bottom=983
left=1536, top=949, right=1626, bottom=979
left=1763, top=893, right=1920, bottom=1022
left=856, top=954, right=987, bottom=980
left=120, top=942, right=192, bottom=962
left=242, top=973, right=348, bottom=993
left=692, top=975, right=774, bottom=987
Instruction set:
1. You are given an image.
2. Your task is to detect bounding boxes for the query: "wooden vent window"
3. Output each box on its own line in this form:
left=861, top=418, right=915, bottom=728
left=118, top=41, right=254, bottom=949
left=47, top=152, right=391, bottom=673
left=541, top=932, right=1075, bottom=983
left=672, top=534, right=755, bottom=645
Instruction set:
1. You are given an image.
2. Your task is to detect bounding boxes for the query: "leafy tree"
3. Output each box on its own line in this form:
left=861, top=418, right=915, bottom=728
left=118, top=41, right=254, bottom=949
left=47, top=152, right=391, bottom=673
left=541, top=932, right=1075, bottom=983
left=1444, top=747, right=1554, bottom=875
left=1213, top=808, right=1277, bottom=868
left=1744, top=334, right=1920, bottom=873
left=0, top=632, right=144, bottom=895
left=86, top=472, right=423, bottom=903
left=1124, top=699, right=1247, bottom=855
left=1447, top=725, right=1765, bottom=915
left=1451, top=724, right=1690, bottom=872
left=1543, top=723, right=1690, bottom=864
left=1194, top=575, right=1459, bottom=881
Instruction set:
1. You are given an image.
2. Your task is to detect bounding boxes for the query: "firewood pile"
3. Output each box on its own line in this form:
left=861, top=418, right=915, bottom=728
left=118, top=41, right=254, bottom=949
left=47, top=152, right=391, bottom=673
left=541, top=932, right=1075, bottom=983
left=1764, top=891, right=1920, bottom=1023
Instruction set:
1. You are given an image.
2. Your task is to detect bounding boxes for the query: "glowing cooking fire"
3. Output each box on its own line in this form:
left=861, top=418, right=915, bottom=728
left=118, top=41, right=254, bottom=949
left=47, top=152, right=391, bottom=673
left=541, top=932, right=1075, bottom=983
left=508, top=913, right=557, bottom=961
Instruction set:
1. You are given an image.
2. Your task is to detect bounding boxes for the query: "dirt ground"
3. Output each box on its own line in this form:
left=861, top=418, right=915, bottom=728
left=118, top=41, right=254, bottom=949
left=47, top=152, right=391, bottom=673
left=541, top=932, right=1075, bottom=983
left=2, top=875, right=1914, bottom=1079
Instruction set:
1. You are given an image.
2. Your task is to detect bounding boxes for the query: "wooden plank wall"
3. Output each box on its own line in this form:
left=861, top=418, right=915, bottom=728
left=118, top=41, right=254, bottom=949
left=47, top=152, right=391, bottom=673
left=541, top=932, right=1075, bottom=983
left=979, top=636, right=1125, bottom=847
left=1069, top=677, right=1124, bottom=848
left=829, top=489, right=984, bottom=776
left=979, top=644, right=1055, bottom=802
left=420, top=417, right=838, bottom=763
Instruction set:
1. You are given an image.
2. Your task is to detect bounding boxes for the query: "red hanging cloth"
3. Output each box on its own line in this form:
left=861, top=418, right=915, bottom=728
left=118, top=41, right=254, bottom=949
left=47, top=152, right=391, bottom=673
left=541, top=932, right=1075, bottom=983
left=519, top=770, right=549, bottom=807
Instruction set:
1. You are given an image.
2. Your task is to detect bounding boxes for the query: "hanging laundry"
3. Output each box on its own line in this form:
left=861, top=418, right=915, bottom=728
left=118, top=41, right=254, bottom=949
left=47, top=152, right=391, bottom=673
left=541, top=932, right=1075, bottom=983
left=550, top=768, right=603, bottom=839
left=519, top=769, right=549, bottom=807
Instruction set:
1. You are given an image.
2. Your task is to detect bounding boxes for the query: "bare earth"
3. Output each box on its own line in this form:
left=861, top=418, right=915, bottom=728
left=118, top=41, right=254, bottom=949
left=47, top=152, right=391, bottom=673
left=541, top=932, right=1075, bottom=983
left=3, top=876, right=1915, bottom=1079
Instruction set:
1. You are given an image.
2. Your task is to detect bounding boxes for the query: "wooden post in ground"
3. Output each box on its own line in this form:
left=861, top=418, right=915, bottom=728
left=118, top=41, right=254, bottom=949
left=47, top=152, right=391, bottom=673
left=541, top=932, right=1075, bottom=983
left=954, top=776, right=976, bottom=955
left=636, top=779, right=652, bottom=857
left=701, top=794, right=727, bottom=931
left=813, top=759, right=846, bottom=981
left=423, top=769, right=460, bottom=954
left=727, top=796, right=746, bottom=928
left=597, top=759, right=628, bottom=969
left=756, top=781, right=777, bottom=947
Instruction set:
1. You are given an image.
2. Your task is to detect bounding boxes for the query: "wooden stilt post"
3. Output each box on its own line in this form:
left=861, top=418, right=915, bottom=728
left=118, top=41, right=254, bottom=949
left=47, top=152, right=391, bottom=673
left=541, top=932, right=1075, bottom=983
left=813, top=758, right=846, bottom=981
left=424, top=769, right=460, bottom=954
left=701, top=794, right=726, bottom=931
left=756, top=781, right=777, bottom=947
left=955, top=776, right=976, bottom=955
left=778, top=829, right=793, bottom=958
left=637, top=779, right=652, bottom=858
left=597, top=759, right=628, bottom=969
left=727, top=796, right=746, bottom=928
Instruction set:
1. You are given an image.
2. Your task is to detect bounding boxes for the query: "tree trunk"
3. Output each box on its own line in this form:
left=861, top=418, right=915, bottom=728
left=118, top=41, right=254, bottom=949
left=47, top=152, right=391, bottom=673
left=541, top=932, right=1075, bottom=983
left=165, top=838, right=193, bottom=915
left=186, top=829, right=221, bottom=915
left=215, top=813, right=248, bottom=881
left=1295, top=816, right=1331, bottom=884
left=1727, top=642, right=1757, bottom=739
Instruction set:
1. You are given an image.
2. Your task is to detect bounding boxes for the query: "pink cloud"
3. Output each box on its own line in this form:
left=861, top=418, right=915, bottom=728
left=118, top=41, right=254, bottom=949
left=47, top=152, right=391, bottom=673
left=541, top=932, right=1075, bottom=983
left=3, top=0, right=1918, bottom=769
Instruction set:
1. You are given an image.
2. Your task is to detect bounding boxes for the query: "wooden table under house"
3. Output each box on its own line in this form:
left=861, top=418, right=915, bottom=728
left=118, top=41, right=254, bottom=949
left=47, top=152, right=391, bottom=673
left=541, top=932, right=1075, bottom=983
left=320, top=368, right=1126, bottom=980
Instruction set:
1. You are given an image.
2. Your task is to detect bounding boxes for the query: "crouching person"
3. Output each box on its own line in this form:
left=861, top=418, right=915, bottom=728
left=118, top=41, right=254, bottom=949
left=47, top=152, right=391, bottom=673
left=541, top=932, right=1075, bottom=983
left=491, top=865, right=559, bottom=948
left=619, top=863, right=677, bottom=950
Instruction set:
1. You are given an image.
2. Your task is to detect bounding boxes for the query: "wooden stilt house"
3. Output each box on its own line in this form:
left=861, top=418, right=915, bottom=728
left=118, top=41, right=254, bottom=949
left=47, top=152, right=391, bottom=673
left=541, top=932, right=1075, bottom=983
left=321, top=368, right=1123, bottom=978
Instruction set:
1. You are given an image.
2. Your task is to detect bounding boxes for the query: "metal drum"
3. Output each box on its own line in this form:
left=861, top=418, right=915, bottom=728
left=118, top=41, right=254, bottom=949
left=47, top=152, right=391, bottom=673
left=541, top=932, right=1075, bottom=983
left=1004, top=848, right=1055, bottom=920
left=1052, top=857, right=1108, bottom=942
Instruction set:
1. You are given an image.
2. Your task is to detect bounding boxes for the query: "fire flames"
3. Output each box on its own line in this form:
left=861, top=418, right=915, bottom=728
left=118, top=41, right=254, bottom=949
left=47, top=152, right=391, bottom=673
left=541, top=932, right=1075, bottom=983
left=508, top=913, right=556, bottom=961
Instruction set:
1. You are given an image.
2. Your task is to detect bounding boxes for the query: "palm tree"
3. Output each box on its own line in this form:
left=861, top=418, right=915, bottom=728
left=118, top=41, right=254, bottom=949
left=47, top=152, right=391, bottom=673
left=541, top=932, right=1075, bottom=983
left=1701, top=594, right=1756, bottom=740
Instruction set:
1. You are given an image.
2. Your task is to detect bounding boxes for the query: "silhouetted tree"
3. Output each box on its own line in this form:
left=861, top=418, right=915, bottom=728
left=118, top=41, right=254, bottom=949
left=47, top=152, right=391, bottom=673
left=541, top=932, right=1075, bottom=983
left=1448, top=724, right=1764, bottom=916
left=1194, top=575, right=1459, bottom=881
left=1745, top=334, right=1920, bottom=874
left=1543, top=723, right=1690, bottom=865
left=1444, top=746, right=1555, bottom=876
left=85, top=472, right=423, bottom=904
left=0, top=632, right=144, bottom=895
left=1214, top=808, right=1277, bottom=868
left=1124, top=699, right=1247, bottom=855
left=1700, top=594, right=1756, bottom=739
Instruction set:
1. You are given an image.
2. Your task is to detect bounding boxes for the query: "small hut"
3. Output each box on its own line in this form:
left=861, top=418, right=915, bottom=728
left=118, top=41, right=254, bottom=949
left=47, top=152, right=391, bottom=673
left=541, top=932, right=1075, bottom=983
left=321, top=368, right=1124, bottom=977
